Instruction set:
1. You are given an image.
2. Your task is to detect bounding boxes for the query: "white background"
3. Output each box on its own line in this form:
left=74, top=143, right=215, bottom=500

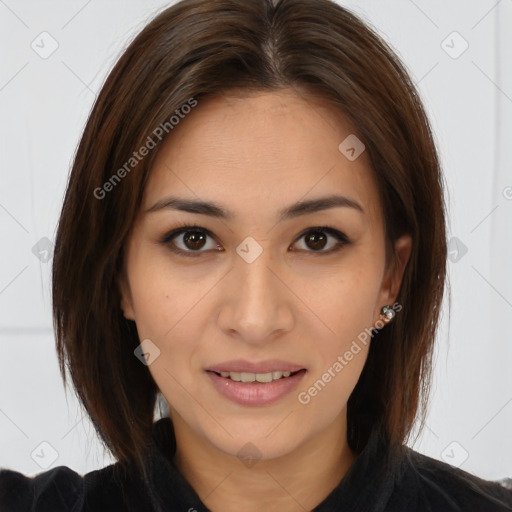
left=1, top=0, right=511, bottom=481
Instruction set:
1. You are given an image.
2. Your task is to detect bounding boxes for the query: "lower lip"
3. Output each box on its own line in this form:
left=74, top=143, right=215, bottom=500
left=206, top=370, right=306, bottom=406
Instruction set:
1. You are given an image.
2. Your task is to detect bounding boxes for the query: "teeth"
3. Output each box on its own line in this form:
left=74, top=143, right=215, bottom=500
left=219, top=370, right=293, bottom=382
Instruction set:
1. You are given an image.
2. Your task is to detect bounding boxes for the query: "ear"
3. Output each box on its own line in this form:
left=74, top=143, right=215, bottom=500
left=375, top=234, right=412, bottom=321
left=117, top=269, right=136, bottom=321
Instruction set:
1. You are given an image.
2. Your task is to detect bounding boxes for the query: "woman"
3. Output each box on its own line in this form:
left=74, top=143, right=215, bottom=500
left=1, top=0, right=511, bottom=510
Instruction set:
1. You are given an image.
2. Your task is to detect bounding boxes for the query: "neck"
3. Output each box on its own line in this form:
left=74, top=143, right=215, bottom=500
left=171, top=410, right=357, bottom=512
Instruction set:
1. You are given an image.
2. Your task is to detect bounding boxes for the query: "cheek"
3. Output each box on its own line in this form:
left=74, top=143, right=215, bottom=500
left=127, top=249, right=202, bottom=337
left=126, top=249, right=218, bottom=383
left=298, top=285, right=374, bottom=413
left=297, top=256, right=382, bottom=396
left=296, top=317, right=371, bottom=420
left=303, top=261, right=382, bottom=337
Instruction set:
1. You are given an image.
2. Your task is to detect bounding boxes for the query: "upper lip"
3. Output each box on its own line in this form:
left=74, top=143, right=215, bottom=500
left=205, top=359, right=306, bottom=374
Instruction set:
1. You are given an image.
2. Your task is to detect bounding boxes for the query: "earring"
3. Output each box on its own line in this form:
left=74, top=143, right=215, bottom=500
left=381, top=305, right=395, bottom=320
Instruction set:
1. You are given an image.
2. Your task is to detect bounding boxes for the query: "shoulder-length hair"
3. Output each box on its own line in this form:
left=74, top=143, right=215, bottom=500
left=53, top=0, right=447, bottom=478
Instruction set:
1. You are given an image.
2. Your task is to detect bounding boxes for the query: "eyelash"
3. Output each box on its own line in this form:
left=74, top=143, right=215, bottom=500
left=159, top=222, right=351, bottom=258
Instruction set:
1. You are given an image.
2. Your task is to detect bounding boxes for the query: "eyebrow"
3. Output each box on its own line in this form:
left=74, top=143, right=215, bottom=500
left=145, top=194, right=364, bottom=221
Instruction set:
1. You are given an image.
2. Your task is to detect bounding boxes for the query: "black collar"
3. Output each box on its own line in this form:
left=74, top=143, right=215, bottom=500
left=139, top=416, right=407, bottom=512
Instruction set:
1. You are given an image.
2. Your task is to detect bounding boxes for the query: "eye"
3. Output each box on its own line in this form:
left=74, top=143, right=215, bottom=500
left=159, top=224, right=350, bottom=257
left=291, top=226, right=350, bottom=254
left=160, top=224, right=221, bottom=257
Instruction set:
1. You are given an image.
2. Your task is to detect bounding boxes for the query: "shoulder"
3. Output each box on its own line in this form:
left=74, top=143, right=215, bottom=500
left=0, top=462, right=151, bottom=511
left=390, top=447, right=512, bottom=511
left=0, top=465, right=83, bottom=511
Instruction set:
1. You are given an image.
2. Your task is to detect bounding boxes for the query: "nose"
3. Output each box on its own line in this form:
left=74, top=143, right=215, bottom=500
left=216, top=244, right=294, bottom=345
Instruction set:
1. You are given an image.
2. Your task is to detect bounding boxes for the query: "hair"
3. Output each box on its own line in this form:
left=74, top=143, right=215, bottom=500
left=52, top=0, right=447, bottom=480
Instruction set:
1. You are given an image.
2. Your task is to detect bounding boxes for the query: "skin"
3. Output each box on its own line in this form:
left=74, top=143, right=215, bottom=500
left=118, top=88, right=412, bottom=512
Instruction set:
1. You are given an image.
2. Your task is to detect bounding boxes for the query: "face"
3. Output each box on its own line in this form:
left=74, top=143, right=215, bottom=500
left=119, top=89, right=411, bottom=461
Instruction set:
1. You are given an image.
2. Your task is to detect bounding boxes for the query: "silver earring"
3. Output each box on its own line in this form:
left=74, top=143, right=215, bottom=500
left=381, top=305, right=395, bottom=320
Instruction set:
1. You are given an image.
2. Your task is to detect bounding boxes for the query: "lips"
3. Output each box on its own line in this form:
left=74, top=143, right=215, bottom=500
left=206, top=368, right=307, bottom=406
left=205, top=359, right=306, bottom=374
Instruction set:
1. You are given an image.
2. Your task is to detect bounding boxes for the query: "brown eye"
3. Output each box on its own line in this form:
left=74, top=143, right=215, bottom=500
left=160, top=225, right=350, bottom=258
left=292, top=227, right=349, bottom=254
left=181, top=230, right=208, bottom=250
left=304, top=231, right=328, bottom=251
left=161, top=226, right=221, bottom=257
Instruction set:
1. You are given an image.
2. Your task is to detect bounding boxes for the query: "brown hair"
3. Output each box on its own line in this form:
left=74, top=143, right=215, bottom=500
left=52, top=0, right=447, bottom=479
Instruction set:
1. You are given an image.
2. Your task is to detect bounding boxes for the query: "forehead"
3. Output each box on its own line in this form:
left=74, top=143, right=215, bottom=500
left=142, top=89, right=383, bottom=226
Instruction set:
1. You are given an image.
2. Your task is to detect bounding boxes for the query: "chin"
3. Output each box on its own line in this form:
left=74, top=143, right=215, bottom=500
left=194, top=414, right=310, bottom=462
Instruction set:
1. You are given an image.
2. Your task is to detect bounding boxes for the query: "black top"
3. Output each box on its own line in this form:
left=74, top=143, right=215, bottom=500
left=1, top=416, right=511, bottom=511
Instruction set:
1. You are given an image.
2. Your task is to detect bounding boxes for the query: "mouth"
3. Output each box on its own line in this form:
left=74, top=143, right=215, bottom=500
left=205, top=362, right=307, bottom=406
left=207, top=369, right=306, bottom=383
left=205, top=359, right=306, bottom=375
